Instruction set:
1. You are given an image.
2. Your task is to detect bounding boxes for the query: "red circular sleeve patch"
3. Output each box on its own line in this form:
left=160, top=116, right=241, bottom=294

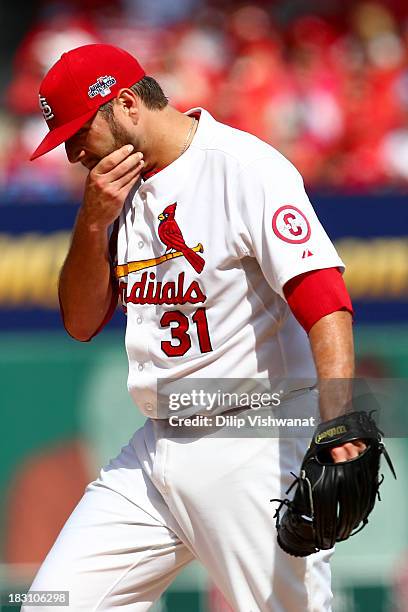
left=272, top=205, right=311, bottom=244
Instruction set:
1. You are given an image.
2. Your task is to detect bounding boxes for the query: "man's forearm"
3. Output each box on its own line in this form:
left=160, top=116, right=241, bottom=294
left=308, top=310, right=355, bottom=421
left=59, top=145, right=144, bottom=341
left=59, top=208, right=114, bottom=341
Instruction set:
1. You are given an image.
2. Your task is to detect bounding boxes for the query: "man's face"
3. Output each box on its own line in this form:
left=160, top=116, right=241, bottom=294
left=65, top=108, right=131, bottom=170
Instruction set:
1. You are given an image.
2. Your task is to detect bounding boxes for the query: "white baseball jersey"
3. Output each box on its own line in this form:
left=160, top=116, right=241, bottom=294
left=27, top=110, right=336, bottom=612
left=114, top=108, right=344, bottom=418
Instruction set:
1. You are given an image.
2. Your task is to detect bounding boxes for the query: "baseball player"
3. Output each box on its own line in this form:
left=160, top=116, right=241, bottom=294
left=25, top=44, right=363, bottom=611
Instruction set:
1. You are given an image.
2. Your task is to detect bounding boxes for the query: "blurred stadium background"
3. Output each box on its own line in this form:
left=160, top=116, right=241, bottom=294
left=0, top=0, right=407, bottom=610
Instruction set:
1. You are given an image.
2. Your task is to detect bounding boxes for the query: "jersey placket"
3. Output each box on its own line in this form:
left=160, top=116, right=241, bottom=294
left=126, top=188, right=156, bottom=414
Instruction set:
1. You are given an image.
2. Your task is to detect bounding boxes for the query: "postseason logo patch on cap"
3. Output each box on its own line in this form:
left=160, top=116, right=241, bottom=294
left=88, top=75, right=117, bottom=98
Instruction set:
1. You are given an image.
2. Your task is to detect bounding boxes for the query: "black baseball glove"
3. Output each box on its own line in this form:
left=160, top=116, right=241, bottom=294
left=272, top=411, right=396, bottom=557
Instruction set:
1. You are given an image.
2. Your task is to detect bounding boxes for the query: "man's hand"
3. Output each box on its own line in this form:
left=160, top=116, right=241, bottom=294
left=273, top=410, right=393, bottom=557
left=330, top=439, right=367, bottom=462
left=82, top=144, right=144, bottom=231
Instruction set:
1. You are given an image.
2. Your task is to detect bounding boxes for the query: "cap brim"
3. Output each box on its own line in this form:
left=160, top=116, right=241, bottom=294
left=30, top=109, right=98, bottom=161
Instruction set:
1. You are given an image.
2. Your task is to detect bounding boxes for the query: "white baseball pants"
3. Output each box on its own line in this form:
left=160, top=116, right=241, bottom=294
left=23, top=391, right=333, bottom=611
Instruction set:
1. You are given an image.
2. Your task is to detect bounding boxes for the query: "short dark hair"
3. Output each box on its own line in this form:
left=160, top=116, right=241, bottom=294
left=99, top=75, right=168, bottom=120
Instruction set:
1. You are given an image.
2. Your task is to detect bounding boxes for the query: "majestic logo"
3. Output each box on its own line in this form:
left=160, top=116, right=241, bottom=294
left=39, top=95, right=54, bottom=121
left=88, top=75, right=117, bottom=98
left=272, top=205, right=311, bottom=244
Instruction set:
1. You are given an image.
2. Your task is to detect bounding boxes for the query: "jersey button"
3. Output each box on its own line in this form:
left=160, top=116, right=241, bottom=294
left=138, top=240, right=144, bottom=249
left=145, top=403, right=153, bottom=411
left=136, top=316, right=143, bottom=324
left=138, top=363, right=144, bottom=371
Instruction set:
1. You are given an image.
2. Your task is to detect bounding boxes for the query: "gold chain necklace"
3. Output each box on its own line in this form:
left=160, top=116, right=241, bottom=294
left=180, top=117, right=197, bottom=155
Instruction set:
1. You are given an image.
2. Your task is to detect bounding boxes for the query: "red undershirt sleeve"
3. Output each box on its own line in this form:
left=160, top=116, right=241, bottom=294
left=283, top=267, right=353, bottom=334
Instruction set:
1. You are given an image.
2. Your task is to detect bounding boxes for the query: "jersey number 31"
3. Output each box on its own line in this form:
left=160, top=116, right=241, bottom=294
left=160, top=308, right=212, bottom=357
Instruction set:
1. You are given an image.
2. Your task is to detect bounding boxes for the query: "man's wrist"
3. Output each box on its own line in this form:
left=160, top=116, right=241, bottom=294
left=317, top=377, right=354, bottom=422
left=77, top=207, right=111, bottom=235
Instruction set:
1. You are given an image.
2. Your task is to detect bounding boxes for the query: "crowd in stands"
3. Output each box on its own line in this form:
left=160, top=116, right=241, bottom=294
left=2, top=0, right=408, bottom=202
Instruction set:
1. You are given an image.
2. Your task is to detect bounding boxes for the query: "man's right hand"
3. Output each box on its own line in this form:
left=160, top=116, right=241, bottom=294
left=82, top=145, right=144, bottom=231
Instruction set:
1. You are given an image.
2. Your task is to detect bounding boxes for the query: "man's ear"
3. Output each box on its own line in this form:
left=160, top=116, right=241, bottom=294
left=115, top=88, right=140, bottom=122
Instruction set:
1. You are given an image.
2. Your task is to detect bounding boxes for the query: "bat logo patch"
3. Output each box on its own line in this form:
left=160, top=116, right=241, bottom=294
left=158, top=203, right=205, bottom=274
left=115, top=202, right=205, bottom=279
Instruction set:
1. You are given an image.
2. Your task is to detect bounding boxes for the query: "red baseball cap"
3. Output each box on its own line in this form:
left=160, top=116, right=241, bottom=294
left=30, top=44, right=145, bottom=161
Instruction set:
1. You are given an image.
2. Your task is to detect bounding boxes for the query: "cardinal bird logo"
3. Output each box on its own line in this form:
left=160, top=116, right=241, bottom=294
left=158, top=203, right=205, bottom=274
